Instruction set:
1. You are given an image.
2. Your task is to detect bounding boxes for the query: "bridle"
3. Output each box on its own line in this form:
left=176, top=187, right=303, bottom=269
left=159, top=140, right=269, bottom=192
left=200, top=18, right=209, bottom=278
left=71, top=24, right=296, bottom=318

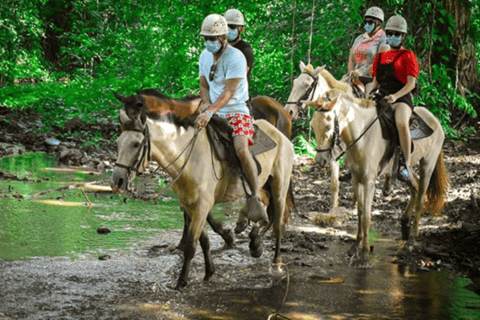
left=314, top=89, right=391, bottom=162
left=285, top=73, right=319, bottom=118
left=315, top=109, right=343, bottom=159
left=115, top=120, right=201, bottom=191
left=114, top=125, right=151, bottom=182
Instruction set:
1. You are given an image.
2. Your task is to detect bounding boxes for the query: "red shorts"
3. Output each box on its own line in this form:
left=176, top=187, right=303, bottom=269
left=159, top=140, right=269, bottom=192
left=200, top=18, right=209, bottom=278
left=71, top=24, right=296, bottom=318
left=222, top=113, right=255, bottom=146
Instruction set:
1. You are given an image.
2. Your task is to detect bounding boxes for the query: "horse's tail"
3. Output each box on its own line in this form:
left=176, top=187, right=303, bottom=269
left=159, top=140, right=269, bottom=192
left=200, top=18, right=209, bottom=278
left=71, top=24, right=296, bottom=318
left=426, top=149, right=450, bottom=215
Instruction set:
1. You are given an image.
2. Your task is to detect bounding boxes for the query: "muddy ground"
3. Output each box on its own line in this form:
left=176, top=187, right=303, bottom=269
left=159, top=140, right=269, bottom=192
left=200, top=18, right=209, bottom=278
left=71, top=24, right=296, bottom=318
left=1, top=106, right=480, bottom=319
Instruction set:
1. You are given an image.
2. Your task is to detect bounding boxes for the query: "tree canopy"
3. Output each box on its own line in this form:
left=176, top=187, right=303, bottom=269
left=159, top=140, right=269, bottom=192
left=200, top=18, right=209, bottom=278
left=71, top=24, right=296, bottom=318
left=1, top=0, right=479, bottom=142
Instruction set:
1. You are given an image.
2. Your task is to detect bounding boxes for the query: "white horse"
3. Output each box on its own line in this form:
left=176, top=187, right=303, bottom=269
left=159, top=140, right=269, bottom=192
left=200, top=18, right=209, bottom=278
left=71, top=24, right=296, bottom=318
left=285, top=62, right=353, bottom=209
left=308, top=89, right=449, bottom=261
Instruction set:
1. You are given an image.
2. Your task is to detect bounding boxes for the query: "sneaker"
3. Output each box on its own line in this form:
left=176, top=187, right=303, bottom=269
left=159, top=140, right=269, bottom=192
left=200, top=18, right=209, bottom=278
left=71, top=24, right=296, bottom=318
left=245, top=195, right=269, bottom=226
left=398, top=167, right=409, bottom=181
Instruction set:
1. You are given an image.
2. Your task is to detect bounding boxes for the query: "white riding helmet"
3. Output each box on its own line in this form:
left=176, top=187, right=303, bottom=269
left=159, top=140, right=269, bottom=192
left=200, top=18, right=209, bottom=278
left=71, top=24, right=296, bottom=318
left=365, top=6, right=384, bottom=22
left=200, top=14, right=228, bottom=36
left=224, top=9, right=245, bottom=26
left=385, top=15, right=408, bottom=33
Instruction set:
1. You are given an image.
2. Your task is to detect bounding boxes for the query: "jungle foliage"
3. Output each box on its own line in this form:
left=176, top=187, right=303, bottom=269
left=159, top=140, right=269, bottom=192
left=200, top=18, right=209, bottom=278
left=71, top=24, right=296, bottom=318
left=1, top=0, right=479, bottom=148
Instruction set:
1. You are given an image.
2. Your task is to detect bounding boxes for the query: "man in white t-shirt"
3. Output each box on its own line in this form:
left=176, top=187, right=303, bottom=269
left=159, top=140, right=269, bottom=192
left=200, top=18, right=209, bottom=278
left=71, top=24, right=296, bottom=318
left=195, top=14, right=268, bottom=230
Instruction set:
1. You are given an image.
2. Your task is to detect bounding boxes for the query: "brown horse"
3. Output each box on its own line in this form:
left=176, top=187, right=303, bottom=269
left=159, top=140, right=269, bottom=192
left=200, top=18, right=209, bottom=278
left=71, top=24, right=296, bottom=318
left=135, top=89, right=294, bottom=249
left=110, top=92, right=295, bottom=289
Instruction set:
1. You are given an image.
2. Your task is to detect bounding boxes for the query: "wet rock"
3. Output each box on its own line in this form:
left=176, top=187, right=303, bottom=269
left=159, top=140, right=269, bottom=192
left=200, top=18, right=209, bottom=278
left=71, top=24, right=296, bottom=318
left=64, top=117, right=84, bottom=131
left=98, top=254, right=111, bottom=260
left=44, top=138, right=60, bottom=146
left=97, top=228, right=111, bottom=234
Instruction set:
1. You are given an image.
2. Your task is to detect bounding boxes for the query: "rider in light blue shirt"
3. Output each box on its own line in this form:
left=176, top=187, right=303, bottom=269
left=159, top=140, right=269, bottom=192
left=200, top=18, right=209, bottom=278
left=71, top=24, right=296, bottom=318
left=199, top=41, right=249, bottom=116
left=195, top=14, right=268, bottom=231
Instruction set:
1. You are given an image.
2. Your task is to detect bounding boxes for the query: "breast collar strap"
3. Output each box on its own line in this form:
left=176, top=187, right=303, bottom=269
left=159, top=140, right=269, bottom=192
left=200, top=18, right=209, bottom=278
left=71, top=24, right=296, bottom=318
left=315, top=110, right=342, bottom=156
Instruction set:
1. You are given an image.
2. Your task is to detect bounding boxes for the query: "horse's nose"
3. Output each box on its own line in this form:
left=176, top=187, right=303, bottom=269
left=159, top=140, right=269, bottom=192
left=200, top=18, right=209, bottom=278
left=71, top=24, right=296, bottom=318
left=109, top=174, right=125, bottom=193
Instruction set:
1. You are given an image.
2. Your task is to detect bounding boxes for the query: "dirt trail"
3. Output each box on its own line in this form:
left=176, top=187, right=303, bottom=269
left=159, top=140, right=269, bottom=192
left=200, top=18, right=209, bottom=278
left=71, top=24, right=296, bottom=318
left=1, top=107, right=480, bottom=319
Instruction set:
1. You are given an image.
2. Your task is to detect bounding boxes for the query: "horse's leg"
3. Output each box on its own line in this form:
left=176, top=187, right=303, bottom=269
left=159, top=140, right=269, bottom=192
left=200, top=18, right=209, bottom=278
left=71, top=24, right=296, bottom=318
left=178, top=206, right=189, bottom=251
left=410, top=163, right=431, bottom=241
left=361, top=178, right=376, bottom=259
left=401, top=171, right=419, bottom=240
left=176, top=209, right=209, bottom=290
left=206, top=213, right=235, bottom=247
left=349, top=177, right=363, bottom=256
left=199, top=227, right=215, bottom=282
left=383, top=148, right=400, bottom=197
left=330, top=159, right=340, bottom=208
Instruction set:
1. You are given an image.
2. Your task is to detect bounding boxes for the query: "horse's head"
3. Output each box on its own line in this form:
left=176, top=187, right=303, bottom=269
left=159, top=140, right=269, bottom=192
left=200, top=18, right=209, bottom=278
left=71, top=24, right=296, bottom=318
left=285, top=61, right=330, bottom=119
left=309, top=96, right=339, bottom=167
left=109, top=92, right=151, bottom=193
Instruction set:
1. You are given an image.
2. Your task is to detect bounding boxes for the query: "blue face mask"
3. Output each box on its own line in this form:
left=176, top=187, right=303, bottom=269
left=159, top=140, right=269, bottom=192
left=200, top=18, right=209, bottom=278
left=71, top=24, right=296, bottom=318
left=386, top=36, right=402, bottom=47
left=227, top=28, right=238, bottom=41
left=364, top=23, right=375, bottom=34
left=205, top=40, right=221, bottom=53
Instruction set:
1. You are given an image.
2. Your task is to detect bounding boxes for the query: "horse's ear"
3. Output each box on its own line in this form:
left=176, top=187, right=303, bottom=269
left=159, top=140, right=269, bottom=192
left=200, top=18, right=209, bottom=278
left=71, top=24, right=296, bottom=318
left=322, top=98, right=338, bottom=111
left=299, top=61, right=306, bottom=72
left=114, top=92, right=127, bottom=104
left=312, top=65, right=326, bottom=77
left=119, top=109, right=130, bottom=124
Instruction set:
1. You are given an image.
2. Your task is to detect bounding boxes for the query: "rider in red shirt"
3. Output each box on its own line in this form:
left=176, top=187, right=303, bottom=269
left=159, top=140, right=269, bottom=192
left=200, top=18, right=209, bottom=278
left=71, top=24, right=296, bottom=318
left=371, top=15, right=419, bottom=181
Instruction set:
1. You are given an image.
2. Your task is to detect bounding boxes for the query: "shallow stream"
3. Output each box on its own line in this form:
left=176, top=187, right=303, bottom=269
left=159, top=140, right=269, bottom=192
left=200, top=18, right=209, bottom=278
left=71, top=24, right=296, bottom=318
left=0, top=152, right=479, bottom=319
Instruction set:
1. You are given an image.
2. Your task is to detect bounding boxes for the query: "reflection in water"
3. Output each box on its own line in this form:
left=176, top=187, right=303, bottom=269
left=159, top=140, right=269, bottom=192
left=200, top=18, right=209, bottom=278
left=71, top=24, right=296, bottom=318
left=0, top=152, right=231, bottom=260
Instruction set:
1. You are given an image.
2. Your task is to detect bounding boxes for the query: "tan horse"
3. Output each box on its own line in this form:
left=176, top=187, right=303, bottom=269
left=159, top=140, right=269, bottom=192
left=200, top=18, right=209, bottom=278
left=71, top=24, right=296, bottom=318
left=110, top=92, right=295, bottom=289
left=136, top=89, right=294, bottom=249
left=309, top=89, right=449, bottom=261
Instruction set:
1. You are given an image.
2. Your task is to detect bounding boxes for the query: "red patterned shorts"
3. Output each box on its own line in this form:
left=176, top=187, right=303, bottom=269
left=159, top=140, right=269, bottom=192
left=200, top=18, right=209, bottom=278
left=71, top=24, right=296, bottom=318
left=222, top=113, right=255, bottom=146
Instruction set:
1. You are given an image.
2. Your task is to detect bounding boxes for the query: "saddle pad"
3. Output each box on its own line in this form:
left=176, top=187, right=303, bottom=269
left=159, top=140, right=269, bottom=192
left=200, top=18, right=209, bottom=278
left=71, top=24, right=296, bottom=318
left=376, top=101, right=434, bottom=141
left=250, top=124, right=277, bottom=155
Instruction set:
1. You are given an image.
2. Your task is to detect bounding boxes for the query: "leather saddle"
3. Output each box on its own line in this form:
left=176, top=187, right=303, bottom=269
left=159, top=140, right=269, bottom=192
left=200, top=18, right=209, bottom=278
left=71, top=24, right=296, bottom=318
left=375, top=98, right=434, bottom=143
left=205, top=115, right=277, bottom=175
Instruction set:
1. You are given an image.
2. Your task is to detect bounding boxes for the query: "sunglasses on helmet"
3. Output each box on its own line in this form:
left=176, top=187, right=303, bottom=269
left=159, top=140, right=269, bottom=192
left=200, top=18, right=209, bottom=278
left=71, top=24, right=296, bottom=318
left=364, top=19, right=375, bottom=25
left=209, top=64, right=217, bottom=82
left=386, top=31, right=403, bottom=37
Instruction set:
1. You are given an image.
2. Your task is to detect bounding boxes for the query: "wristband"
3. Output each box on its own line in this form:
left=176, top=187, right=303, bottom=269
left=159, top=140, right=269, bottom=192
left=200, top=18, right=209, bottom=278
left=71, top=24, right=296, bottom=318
left=204, top=110, right=213, bottom=117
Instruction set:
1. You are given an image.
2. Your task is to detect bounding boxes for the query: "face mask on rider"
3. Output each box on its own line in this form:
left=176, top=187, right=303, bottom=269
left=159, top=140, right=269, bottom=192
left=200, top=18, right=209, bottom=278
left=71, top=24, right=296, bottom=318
left=205, top=40, right=222, bottom=53
left=227, top=28, right=238, bottom=41
left=364, top=22, right=375, bottom=34
left=386, top=36, right=402, bottom=48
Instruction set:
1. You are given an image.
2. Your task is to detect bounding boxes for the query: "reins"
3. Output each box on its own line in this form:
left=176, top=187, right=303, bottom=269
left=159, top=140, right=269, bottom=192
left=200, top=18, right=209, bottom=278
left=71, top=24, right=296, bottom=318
left=315, top=94, right=390, bottom=162
left=338, top=104, right=389, bottom=162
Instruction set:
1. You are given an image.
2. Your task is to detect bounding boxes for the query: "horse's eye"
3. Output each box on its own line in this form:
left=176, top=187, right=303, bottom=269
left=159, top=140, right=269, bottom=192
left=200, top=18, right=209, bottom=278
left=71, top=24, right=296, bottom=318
left=133, top=142, right=141, bottom=148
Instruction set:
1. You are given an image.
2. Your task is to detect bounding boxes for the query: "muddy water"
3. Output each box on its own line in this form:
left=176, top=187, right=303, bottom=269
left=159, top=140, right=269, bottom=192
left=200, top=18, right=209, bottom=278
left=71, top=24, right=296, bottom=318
left=1, top=153, right=479, bottom=319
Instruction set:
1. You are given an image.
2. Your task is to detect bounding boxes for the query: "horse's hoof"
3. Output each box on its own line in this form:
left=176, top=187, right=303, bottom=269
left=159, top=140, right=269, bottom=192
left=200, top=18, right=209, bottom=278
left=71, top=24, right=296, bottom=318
left=235, top=221, right=248, bottom=234
left=347, top=245, right=358, bottom=257
left=224, top=229, right=236, bottom=247
left=175, top=280, right=187, bottom=291
left=249, top=243, right=264, bottom=258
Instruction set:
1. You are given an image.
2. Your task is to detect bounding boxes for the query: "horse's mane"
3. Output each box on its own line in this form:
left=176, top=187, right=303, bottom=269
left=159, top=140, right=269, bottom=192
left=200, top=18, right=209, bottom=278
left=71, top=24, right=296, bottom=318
left=319, top=69, right=350, bottom=92
left=326, top=89, right=375, bottom=109
left=137, top=88, right=199, bottom=103
left=146, top=110, right=196, bottom=129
